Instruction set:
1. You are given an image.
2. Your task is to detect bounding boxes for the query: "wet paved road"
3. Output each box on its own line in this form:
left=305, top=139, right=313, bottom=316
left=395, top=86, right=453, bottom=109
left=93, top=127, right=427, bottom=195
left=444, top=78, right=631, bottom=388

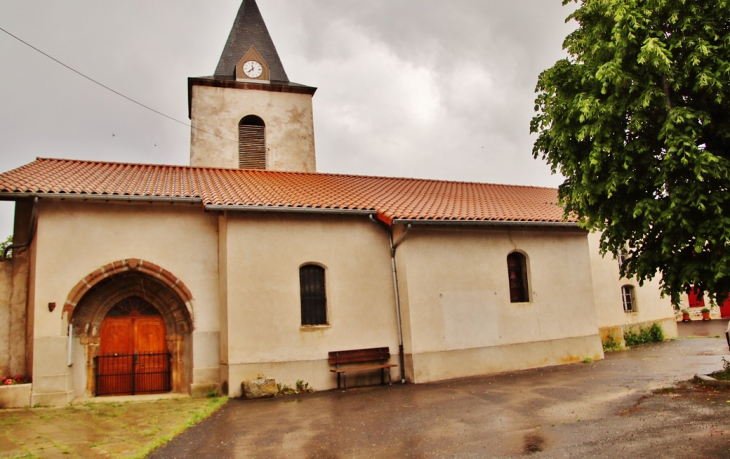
left=151, top=320, right=730, bottom=458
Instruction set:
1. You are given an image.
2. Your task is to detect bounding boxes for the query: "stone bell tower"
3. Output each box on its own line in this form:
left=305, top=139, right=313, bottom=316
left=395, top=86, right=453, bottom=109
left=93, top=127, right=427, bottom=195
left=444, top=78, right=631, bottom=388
left=188, top=0, right=317, bottom=172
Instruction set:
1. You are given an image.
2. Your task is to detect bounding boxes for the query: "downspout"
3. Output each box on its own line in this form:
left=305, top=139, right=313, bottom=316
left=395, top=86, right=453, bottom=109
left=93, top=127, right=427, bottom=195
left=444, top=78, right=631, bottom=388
left=3, top=197, right=38, bottom=259
left=370, top=215, right=411, bottom=383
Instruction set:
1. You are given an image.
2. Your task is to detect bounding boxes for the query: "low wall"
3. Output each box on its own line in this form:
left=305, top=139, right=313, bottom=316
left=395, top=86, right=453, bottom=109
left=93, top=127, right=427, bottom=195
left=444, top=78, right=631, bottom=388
left=410, top=334, right=604, bottom=384
left=0, top=254, right=29, bottom=379
left=0, top=260, right=13, bottom=376
left=0, top=383, right=31, bottom=408
left=599, top=317, right=678, bottom=346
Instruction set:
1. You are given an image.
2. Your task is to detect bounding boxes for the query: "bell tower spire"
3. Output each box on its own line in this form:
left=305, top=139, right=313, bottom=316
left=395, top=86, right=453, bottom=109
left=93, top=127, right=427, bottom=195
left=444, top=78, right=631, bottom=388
left=188, top=0, right=317, bottom=172
left=214, top=0, right=289, bottom=82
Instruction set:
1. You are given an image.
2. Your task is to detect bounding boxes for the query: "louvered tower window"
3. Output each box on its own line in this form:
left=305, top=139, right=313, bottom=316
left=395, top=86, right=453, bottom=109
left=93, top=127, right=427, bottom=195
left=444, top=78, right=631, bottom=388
left=238, top=115, right=266, bottom=169
left=300, top=264, right=327, bottom=326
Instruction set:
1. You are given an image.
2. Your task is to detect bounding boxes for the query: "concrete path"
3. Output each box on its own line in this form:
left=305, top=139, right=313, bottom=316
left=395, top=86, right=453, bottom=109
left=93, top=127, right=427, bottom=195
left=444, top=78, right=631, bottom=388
left=150, top=319, right=730, bottom=458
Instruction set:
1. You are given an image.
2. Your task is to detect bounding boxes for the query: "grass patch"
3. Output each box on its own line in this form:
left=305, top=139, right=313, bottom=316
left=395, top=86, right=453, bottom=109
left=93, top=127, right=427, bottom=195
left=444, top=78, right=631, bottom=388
left=132, top=396, right=227, bottom=458
left=709, top=357, right=730, bottom=381
left=0, top=396, right=229, bottom=458
left=681, top=334, right=721, bottom=339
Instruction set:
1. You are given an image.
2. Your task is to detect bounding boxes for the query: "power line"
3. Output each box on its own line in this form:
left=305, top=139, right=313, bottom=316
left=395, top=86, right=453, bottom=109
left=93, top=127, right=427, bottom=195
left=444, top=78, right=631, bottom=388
left=0, top=26, right=235, bottom=143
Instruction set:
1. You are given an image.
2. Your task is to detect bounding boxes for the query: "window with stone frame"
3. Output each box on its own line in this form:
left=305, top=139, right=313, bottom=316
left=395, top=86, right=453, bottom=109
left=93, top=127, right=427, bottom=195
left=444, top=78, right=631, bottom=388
left=507, top=252, right=530, bottom=303
left=621, top=285, right=636, bottom=313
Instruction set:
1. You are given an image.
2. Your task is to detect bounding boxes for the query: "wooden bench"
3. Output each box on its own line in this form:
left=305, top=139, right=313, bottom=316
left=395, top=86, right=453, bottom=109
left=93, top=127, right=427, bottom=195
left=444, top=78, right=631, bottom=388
left=328, top=347, right=398, bottom=390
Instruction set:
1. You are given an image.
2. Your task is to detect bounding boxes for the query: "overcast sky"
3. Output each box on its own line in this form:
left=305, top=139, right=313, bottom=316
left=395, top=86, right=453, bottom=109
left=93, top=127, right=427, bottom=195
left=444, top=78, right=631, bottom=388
left=0, top=0, right=577, bottom=238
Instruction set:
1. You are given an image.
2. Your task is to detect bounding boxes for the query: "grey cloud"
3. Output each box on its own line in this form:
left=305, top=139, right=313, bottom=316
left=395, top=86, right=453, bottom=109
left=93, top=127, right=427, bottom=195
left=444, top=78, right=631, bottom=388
left=0, top=0, right=574, bottom=237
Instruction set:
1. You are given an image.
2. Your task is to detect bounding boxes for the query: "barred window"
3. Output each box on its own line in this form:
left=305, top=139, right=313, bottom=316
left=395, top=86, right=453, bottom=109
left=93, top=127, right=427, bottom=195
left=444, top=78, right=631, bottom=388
left=300, top=264, right=327, bottom=326
left=507, top=252, right=530, bottom=303
left=621, top=285, right=636, bottom=313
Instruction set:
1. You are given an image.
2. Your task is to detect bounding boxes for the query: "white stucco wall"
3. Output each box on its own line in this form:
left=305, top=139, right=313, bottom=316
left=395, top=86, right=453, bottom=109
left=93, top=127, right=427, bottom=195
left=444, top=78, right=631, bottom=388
left=190, top=85, right=316, bottom=172
left=396, top=226, right=604, bottom=383
left=220, top=212, right=399, bottom=396
left=25, top=200, right=679, bottom=404
left=28, top=199, right=221, bottom=405
left=588, top=232, right=678, bottom=342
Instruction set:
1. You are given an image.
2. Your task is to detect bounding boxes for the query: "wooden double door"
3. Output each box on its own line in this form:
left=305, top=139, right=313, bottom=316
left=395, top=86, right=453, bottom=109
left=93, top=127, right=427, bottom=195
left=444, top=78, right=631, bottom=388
left=97, top=297, right=170, bottom=396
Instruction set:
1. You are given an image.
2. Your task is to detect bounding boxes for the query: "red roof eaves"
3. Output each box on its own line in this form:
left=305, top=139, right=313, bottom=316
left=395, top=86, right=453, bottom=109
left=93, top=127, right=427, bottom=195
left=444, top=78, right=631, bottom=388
left=0, top=158, right=574, bottom=226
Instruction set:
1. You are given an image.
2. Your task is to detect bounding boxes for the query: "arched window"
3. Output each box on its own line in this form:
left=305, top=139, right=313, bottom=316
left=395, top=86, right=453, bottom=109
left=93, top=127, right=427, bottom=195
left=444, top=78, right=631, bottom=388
left=300, top=264, right=327, bottom=325
left=621, top=285, right=636, bottom=313
left=238, top=115, right=266, bottom=169
left=507, top=252, right=529, bottom=303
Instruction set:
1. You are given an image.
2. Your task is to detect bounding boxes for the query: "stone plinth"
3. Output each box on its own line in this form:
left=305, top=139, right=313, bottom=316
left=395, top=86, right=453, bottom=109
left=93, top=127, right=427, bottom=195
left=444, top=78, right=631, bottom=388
left=0, top=383, right=31, bottom=408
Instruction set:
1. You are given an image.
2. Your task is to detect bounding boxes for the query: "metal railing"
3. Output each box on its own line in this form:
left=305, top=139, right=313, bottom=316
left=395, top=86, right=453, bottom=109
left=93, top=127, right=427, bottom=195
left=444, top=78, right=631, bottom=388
left=94, top=352, right=171, bottom=396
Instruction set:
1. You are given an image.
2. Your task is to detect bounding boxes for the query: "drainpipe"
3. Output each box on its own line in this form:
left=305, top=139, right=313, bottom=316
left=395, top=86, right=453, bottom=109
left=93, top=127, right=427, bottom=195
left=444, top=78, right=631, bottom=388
left=3, top=197, right=38, bottom=259
left=370, top=215, right=411, bottom=383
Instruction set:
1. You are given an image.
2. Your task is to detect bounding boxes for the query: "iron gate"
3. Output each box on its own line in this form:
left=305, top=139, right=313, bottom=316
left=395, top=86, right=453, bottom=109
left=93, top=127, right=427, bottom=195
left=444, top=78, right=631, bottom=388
left=94, top=352, right=171, bottom=396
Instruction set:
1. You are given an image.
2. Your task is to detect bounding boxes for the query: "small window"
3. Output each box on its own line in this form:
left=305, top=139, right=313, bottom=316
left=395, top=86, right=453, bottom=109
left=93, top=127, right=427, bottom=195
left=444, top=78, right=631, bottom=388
left=300, top=265, right=327, bottom=325
left=621, top=285, right=636, bottom=313
left=238, top=115, right=266, bottom=169
left=507, top=252, right=529, bottom=303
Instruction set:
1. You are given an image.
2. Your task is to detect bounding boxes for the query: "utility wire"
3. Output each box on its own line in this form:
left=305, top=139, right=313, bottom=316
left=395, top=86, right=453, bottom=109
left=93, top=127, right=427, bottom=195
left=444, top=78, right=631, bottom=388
left=0, top=26, right=235, bottom=143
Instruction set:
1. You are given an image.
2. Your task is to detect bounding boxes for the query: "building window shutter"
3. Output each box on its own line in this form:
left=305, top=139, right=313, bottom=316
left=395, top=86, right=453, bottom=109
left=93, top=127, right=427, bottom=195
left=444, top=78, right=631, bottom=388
left=238, top=115, right=266, bottom=169
left=507, top=252, right=529, bottom=303
left=687, top=287, right=705, bottom=308
left=300, top=265, right=327, bottom=325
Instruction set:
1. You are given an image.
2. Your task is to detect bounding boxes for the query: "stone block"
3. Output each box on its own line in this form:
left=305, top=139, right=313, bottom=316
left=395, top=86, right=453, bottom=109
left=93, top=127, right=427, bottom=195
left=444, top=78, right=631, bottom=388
left=193, top=367, right=220, bottom=385
left=190, top=383, right=219, bottom=397
left=30, top=390, right=73, bottom=407
left=241, top=378, right=276, bottom=399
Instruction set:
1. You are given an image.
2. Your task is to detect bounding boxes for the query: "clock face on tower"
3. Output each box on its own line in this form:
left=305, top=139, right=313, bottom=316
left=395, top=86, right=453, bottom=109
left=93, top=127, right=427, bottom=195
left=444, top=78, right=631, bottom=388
left=242, top=60, right=263, bottom=79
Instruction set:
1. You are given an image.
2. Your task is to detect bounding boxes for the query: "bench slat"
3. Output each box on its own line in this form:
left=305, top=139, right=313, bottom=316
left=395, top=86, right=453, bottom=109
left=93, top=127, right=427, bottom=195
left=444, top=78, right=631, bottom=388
left=328, top=347, right=391, bottom=365
left=330, top=363, right=397, bottom=373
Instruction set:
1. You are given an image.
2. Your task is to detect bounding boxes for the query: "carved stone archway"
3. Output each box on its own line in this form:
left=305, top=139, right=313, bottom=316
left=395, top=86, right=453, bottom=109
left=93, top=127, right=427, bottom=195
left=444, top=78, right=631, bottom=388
left=65, top=259, right=194, bottom=396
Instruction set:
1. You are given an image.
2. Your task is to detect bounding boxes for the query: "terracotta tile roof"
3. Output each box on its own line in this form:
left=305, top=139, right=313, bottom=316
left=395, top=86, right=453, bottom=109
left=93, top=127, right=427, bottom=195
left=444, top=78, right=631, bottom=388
left=0, top=158, right=574, bottom=226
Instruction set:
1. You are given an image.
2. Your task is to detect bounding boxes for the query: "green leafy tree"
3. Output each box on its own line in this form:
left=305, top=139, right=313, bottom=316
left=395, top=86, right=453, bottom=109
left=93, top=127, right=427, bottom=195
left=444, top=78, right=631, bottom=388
left=531, top=0, right=730, bottom=304
left=0, top=235, right=11, bottom=259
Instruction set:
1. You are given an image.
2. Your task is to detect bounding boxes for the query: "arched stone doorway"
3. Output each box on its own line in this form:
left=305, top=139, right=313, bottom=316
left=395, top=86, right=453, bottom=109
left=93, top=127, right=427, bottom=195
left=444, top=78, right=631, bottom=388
left=65, top=259, right=193, bottom=397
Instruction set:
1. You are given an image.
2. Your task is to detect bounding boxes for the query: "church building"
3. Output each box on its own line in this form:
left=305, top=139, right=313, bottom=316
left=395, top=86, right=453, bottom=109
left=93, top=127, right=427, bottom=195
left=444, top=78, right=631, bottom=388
left=0, top=0, right=677, bottom=406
